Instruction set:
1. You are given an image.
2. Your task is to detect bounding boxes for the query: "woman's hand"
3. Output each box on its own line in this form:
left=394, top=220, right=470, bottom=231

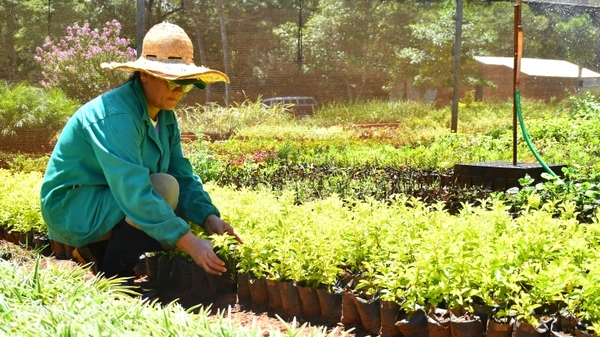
left=203, top=214, right=244, bottom=244
left=176, top=232, right=226, bottom=275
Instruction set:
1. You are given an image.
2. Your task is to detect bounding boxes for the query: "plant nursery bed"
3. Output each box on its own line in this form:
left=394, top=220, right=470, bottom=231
left=2, top=241, right=368, bottom=336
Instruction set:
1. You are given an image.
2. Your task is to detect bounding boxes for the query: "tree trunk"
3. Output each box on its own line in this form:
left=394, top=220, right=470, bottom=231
left=214, top=0, right=231, bottom=104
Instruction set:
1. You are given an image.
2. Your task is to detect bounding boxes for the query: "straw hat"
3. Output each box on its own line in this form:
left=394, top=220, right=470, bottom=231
left=101, top=22, right=228, bottom=89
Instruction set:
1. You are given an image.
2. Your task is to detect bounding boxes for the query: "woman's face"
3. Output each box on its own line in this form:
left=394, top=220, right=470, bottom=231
left=140, top=72, right=186, bottom=119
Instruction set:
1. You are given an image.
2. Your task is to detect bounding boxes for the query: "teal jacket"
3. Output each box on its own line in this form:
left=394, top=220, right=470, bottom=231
left=40, top=78, right=219, bottom=247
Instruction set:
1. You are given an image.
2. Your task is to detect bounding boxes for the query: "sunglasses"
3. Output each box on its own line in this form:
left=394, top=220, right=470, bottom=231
left=166, top=80, right=195, bottom=93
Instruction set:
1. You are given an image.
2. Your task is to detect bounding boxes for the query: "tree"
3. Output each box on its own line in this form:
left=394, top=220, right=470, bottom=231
left=274, top=0, right=414, bottom=101
left=554, top=14, right=600, bottom=78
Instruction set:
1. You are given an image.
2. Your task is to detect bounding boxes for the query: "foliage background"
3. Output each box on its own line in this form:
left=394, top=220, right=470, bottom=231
left=0, top=0, right=599, bottom=107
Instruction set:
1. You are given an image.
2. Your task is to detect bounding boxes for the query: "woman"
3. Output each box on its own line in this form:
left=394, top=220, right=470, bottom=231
left=40, top=22, right=243, bottom=279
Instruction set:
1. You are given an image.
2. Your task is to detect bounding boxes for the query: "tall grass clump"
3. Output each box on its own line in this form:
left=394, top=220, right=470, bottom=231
left=177, top=99, right=296, bottom=135
left=0, top=81, right=79, bottom=153
left=312, top=99, right=442, bottom=125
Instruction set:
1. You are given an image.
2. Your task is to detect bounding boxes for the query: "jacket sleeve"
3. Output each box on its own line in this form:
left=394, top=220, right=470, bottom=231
left=85, top=111, right=190, bottom=247
left=167, top=127, right=220, bottom=227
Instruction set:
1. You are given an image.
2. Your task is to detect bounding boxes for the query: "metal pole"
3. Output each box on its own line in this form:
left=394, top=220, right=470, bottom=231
left=513, top=0, right=523, bottom=166
left=136, top=0, right=145, bottom=58
left=297, top=0, right=303, bottom=71
left=451, top=0, right=463, bottom=133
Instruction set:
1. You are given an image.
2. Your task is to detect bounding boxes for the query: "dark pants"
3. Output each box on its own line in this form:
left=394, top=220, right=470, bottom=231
left=91, top=219, right=164, bottom=278
left=84, top=173, right=179, bottom=278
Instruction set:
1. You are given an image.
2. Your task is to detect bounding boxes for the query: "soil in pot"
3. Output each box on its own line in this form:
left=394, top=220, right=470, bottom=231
left=341, top=289, right=361, bottom=325
left=395, top=309, right=429, bottom=337
left=298, top=285, right=321, bottom=317
left=237, top=273, right=251, bottom=300
left=354, top=295, right=381, bottom=336
left=428, top=307, right=452, bottom=337
left=266, top=279, right=282, bottom=310
left=379, top=300, right=402, bottom=337
left=279, top=281, right=302, bottom=318
left=316, top=287, right=342, bottom=321
left=248, top=276, right=268, bottom=305
left=450, top=313, right=484, bottom=337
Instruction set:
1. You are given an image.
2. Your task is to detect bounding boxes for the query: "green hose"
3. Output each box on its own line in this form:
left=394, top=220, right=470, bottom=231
left=515, top=89, right=557, bottom=177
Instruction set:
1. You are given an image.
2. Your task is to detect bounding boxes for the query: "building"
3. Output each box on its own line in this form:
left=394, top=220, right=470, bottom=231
left=474, top=56, right=600, bottom=102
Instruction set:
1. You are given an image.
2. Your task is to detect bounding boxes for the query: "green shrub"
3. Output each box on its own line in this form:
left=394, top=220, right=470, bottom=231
left=0, top=152, right=49, bottom=173
left=0, top=81, right=79, bottom=153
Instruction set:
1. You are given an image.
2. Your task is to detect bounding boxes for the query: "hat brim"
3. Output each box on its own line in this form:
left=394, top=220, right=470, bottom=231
left=101, top=58, right=229, bottom=86
left=172, top=78, right=207, bottom=90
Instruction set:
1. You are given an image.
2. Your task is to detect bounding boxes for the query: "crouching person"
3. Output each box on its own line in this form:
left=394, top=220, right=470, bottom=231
left=40, top=22, right=243, bottom=280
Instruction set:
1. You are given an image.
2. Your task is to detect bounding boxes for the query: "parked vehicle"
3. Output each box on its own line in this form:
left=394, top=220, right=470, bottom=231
left=262, top=96, right=317, bottom=117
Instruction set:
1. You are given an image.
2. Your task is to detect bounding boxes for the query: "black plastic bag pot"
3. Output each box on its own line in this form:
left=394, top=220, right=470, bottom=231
left=51, top=240, right=66, bottom=259
left=354, top=295, right=381, bottom=336
left=395, top=309, right=429, bottom=337
left=428, top=308, right=452, bottom=337
left=19, top=231, right=34, bottom=249
left=7, top=230, right=20, bottom=244
left=316, top=287, right=342, bottom=321
left=341, top=290, right=361, bottom=325
left=472, top=302, right=493, bottom=333
left=379, top=300, right=402, bottom=337
left=237, top=273, right=251, bottom=300
left=178, top=259, right=193, bottom=289
left=64, top=244, right=74, bottom=259
left=34, top=234, right=52, bottom=256
left=266, top=279, right=282, bottom=310
left=514, top=319, right=550, bottom=337
left=169, top=257, right=182, bottom=287
left=450, top=314, right=484, bottom=337
left=206, top=273, right=220, bottom=293
left=279, top=281, right=302, bottom=317
left=157, top=255, right=172, bottom=286
left=298, top=285, right=321, bottom=317
left=248, top=276, right=268, bottom=305
left=215, top=250, right=237, bottom=290
left=145, top=254, right=159, bottom=281
left=487, top=316, right=514, bottom=337
left=550, top=313, right=573, bottom=336
left=191, top=264, right=208, bottom=290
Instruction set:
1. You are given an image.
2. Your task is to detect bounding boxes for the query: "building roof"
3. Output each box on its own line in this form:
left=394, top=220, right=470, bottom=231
left=474, top=56, right=600, bottom=78
left=524, top=0, right=600, bottom=8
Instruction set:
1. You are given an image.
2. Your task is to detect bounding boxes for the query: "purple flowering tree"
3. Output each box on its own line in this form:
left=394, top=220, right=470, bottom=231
left=34, top=20, right=137, bottom=102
